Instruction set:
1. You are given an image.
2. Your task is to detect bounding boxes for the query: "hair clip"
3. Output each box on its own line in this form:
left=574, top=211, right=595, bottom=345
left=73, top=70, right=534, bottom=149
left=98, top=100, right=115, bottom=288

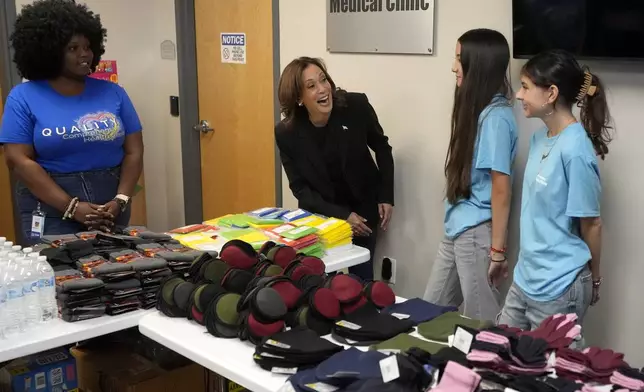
left=576, top=71, right=597, bottom=102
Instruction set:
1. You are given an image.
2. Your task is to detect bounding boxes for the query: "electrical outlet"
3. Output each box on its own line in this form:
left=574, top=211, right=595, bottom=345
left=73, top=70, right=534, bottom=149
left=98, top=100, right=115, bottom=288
left=382, top=257, right=397, bottom=285
left=389, top=257, right=397, bottom=285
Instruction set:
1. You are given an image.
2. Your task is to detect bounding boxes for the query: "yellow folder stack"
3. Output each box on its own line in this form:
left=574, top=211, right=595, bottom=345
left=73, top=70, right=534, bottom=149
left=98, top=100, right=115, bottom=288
left=314, top=217, right=353, bottom=251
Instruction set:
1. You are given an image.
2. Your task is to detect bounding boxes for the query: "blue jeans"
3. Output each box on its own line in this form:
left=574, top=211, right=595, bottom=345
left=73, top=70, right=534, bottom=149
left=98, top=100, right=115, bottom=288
left=16, top=167, right=131, bottom=244
left=423, top=222, right=501, bottom=322
left=497, top=266, right=592, bottom=347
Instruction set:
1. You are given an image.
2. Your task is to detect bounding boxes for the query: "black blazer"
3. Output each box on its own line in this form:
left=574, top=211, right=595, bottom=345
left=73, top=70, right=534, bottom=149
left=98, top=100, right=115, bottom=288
left=275, top=92, right=394, bottom=220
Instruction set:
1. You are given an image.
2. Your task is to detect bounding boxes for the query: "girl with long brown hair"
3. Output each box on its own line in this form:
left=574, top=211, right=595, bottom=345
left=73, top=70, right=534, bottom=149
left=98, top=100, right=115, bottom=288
left=423, top=29, right=518, bottom=321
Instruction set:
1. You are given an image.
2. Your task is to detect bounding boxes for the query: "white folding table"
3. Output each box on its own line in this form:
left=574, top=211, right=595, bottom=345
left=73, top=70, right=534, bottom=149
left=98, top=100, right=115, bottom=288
left=138, top=296, right=447, bottom=392
left=0, top=309, right=153, bottom=363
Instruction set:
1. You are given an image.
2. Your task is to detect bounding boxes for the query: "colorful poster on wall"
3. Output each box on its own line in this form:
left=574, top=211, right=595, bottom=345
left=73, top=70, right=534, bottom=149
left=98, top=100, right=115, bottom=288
left=90, top=60, right=118, bottom=83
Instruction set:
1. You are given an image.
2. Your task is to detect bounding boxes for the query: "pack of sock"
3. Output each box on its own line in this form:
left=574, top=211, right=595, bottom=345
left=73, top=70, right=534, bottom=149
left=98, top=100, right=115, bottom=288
left=556, top=347, right=629, bottom=383
left=610, top=367, right=644, bottom=391
left=253, top=327, right=343, bottom=372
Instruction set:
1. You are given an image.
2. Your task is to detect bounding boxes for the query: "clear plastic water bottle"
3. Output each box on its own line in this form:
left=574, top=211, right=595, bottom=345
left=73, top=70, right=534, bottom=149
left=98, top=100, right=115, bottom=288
left=0, top=237, right=6, bottom=247
left=3, top=241, right=13, bottom=250
left=0, top=259, right=6, bottom=339
left=37, top=256, right=56, bottom=322
left=11, top=245, right=21, bottom=252
left=6, top=253, right=19, bottom=269
left=3, top=261, right=25, bottom=337
left=22, top=247, right=33, bottom=255
left=20, top=259, right=40, bottom=329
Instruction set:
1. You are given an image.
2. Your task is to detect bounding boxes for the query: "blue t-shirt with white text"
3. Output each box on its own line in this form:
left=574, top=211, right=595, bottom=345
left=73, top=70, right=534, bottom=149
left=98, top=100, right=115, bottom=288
left=444, top=96, right=518, bottom=239
left=514, top=122, right=601, bottom=302
left=0, top=78, right=142, bottom=173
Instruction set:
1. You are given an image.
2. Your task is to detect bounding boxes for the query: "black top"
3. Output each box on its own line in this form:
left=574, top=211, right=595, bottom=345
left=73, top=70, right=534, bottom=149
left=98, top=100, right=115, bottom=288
left=275, top=92, right=394, bottom=220
left=309, top=124, right=356, bottom=208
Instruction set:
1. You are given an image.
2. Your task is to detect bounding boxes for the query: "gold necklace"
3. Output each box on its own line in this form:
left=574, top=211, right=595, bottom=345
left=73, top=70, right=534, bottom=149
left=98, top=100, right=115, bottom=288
left=541, top=119, right=576, bottom=161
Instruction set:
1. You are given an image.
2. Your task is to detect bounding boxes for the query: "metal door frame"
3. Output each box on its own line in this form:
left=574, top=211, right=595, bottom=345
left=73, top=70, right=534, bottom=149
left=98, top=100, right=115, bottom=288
left=175, top=0, right=283, bottom=224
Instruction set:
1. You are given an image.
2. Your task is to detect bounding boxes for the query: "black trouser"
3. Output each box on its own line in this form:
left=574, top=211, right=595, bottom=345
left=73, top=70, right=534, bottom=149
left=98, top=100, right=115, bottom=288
left=347, top=202, right=379, bottom=281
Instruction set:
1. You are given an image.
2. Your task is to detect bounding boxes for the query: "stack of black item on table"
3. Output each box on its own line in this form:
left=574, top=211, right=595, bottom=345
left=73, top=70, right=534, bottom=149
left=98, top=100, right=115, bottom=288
left=55, top=266, right=106, bottom=322
left=77, top=253, right=142, bottom=316
left=253, top=327, right=343, bottom=373
left=122, top=226, right=203, bottom=275
left=41, top=227, right=207, bottom=322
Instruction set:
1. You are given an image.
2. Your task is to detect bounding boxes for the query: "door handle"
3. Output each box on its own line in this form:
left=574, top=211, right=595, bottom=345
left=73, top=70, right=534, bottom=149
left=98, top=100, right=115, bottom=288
left=194, top=120, right=214, bottom=134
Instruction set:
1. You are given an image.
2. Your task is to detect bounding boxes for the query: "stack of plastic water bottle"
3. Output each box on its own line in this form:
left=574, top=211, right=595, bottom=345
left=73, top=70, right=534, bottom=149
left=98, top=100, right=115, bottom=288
left=0, top=236, right=58, bottom=339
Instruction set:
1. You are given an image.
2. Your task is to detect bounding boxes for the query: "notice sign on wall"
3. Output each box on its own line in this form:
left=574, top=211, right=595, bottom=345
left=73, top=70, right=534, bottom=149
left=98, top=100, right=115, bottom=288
left=327, top=0, right=435, bottom=55
left=221, top=33, right=246, bottom=64
left=90, top=60, right=118, bottom=83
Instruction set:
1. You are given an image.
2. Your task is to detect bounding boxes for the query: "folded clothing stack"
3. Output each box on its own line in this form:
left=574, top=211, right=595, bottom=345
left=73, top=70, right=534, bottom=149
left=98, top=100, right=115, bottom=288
left=253, top=327, right=343, bottom=372
left=284, top=346, right=464, bottom=392
left=417, top=311, right=492, bottom=344
left=41, top=234, right=96, bottom=265
left=103, top=278, right=142, bottom=315
left=462, top=313, right=590, bottom=378
left=55, top=267, right=105, bottom=322
left=610, top=367, right=644, bottom=391
left=131, top=257, right=172, bottom=309
left=40, top=228, right=182, bottom=321
left=154, top=247, right=203, bottom=275
left=556, top=346, right=629, bottom=383
left=431, top=361, right=482, bottom=392
left=122, top=226, right=174, bottom=242
left=370, top=332, right=446, bottom=355
left=381, top=297, right=459, bottom=325
left=476, top=370, right=583, bottom=392
left=466, top=328, right=552, bottom=376
left=332, top=303, right=415, bottom=346
left=81, top=253, right=171, bottom=315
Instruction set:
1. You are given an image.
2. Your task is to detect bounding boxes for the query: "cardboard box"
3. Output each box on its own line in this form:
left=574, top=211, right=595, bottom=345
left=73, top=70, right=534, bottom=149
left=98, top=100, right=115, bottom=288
left=0, top=348, right=79, bottom=392
left=206, top=371, right=249, bottom=392
left=70, top=346, right=203, bottom=392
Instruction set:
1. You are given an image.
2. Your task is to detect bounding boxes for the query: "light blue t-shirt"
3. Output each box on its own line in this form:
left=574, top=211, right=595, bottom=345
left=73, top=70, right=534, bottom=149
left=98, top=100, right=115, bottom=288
left=514, top=122, right=601, bottom=302
left=0, top=78, right=142, bottom=173
left=444, top=96, right=518, bottom=239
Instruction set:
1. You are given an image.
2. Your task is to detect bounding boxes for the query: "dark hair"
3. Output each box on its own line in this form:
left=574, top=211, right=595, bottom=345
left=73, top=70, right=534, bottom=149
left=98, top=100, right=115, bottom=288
left=277, top=57, right=346, bottom=125
left=10, top=0, right=106, bottom=80
left=522, top=49, right=613, bottom=159
left=445, top=29, right=512, bottom=204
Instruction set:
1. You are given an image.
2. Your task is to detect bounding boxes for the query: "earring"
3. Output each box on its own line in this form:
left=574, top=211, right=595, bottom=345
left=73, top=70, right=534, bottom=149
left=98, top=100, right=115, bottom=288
left=298, top=102, right=303, bottom=107
left=541, top=102, right=554, bottom=116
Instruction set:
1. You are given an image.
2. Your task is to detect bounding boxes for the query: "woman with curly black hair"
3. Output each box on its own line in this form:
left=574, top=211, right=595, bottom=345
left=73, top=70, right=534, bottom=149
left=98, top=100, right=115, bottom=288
left=0, top=0, right=143, bottom=243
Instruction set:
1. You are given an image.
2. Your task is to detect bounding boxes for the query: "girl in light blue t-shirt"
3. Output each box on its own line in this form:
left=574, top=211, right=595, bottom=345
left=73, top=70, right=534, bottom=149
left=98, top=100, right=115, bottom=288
left=498, top=50, right=613, bottom=337
left=423, top=29, right=518, bottom=322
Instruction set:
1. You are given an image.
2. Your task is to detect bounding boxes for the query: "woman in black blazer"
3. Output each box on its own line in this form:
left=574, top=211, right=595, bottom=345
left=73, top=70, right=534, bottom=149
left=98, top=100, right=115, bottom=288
left=275, top=57, right=395, bottom=280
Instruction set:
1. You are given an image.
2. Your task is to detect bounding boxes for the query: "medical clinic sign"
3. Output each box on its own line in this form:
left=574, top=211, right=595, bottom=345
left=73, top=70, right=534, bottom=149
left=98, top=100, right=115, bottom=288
left=326, top=0, right=435, bottom=55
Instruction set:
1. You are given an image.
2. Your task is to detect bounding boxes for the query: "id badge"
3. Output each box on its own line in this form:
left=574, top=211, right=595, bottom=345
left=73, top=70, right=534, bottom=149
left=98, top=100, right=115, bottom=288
left=31, top=209, right=46, bottom=239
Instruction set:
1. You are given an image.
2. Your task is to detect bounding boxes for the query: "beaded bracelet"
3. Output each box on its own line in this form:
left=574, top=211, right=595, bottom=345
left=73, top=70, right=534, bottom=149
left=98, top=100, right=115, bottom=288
left=490, top=246, right=506, bottom=254
left=62, top=197, right=79, bottom=220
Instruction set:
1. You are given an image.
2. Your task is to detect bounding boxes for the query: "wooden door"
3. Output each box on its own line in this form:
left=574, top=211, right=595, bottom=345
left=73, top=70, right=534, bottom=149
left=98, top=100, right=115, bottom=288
left=194, top=0, right=276, bottom=221
left=0, top=85, right=17, bottom=242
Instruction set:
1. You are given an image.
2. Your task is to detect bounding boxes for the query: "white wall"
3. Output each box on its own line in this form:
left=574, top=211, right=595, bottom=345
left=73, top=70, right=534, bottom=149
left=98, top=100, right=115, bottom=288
left=280, top=0, right=644, bottom=364
left=15, top=0, right=185, bottom=232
